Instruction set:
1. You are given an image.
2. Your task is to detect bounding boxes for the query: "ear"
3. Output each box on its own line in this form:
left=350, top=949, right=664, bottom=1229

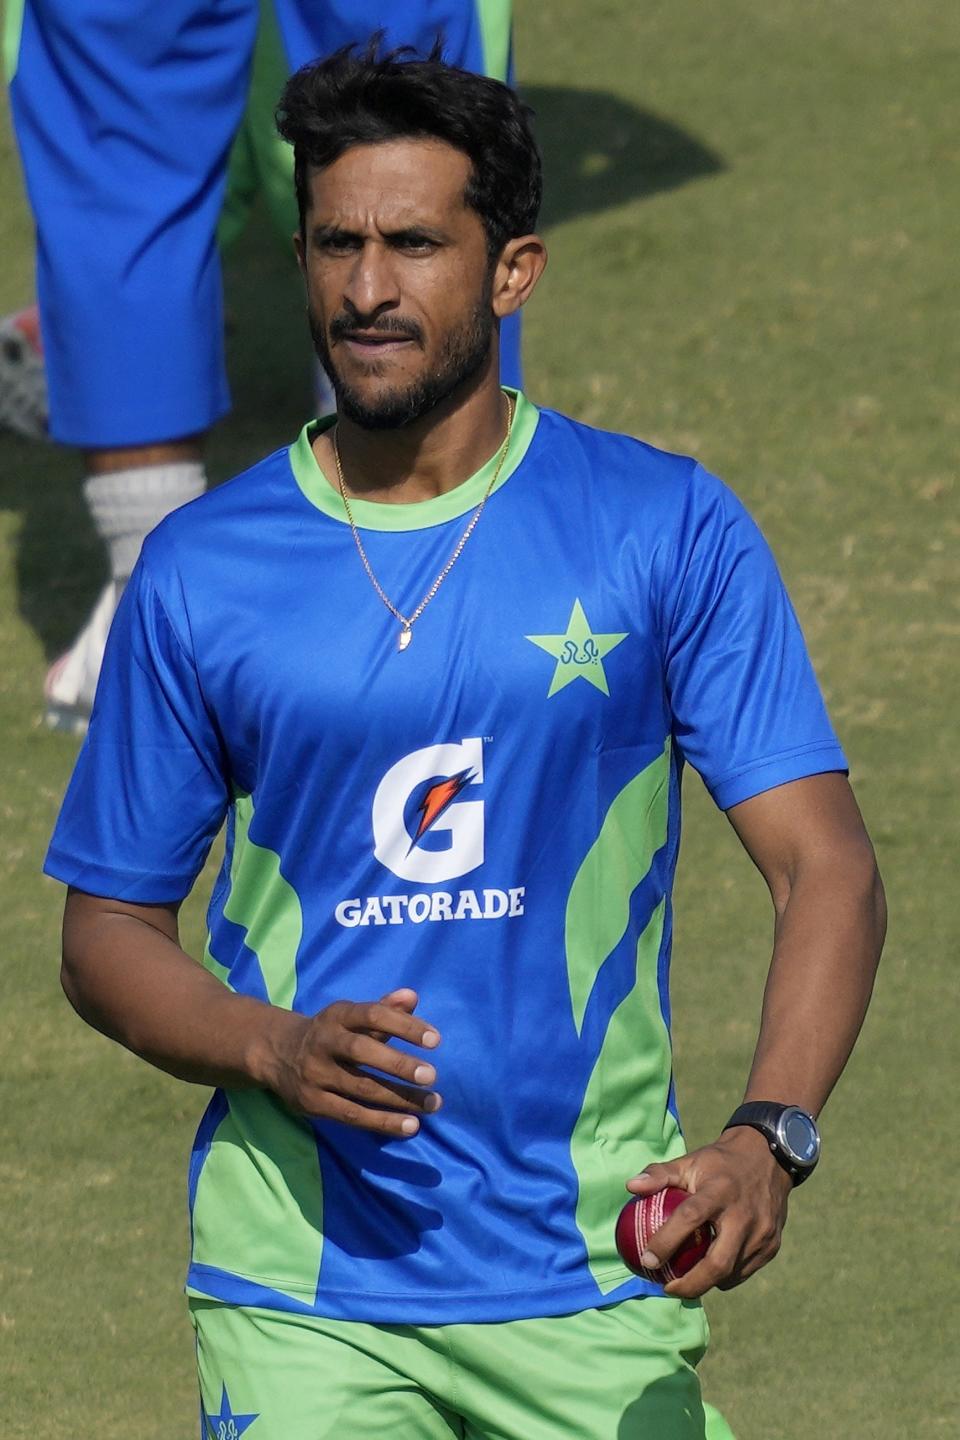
left=293, top=230, right=306, bottom=277
left=491, top=234, right=548, bottom=319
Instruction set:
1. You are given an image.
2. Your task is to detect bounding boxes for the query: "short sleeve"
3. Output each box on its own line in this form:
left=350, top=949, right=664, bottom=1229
left=43, top=556, right=230, bottom=901
left=660, top=465, right=847, bottom=810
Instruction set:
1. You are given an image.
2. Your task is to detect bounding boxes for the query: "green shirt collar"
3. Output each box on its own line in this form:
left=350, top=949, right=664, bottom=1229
left=288, top=388, right=538, bottom=532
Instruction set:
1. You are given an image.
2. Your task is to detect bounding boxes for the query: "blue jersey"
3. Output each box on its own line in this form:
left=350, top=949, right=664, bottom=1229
left=45, top=392, right=846, bottom=1323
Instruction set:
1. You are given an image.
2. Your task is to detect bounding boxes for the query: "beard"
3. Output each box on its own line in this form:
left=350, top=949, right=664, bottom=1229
left=309, top=285, right=496, bottom=431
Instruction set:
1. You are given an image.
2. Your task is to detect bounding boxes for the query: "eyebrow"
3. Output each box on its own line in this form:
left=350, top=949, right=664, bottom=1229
left=310, top=222, right=449, bottom=245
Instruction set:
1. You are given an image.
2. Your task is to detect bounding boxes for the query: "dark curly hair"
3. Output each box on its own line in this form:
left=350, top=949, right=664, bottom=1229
left=276, top=37, right=542, bottom=258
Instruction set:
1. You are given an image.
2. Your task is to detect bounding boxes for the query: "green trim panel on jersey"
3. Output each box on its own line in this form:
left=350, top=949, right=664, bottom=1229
left=572, top=899, right=684, bottom=1292
left=564, top=741, right=681, bottom=1291
left=211, top=791, right=302, bottom=1010
left=3, top=0, right=24, bottom=81
left=289, top=388, right=539, bottom=531
left=193, top=794, right=320, bottom=1301
left=191, top=1089, right=325, bottom=1304
left=565, top=739, right=671, bottom=1033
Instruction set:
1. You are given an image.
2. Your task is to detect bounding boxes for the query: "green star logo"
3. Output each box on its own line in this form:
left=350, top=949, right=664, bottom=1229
left=526, top=599, right=628, bottom=697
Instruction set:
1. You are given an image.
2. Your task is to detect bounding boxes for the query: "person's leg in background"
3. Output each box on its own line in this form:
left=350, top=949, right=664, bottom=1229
left=1, top=0, right=47, bottom=442
left=0, top=0, right=520, bottom=445
left=9, top=0, right=259, bottom=727
left=5, top=0, right=520, bottom=729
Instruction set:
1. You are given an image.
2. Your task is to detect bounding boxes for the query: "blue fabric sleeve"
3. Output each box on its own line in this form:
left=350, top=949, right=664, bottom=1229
left=43, top=556, right=230, bottom=901
left=660, top=465, right=848, bottom=810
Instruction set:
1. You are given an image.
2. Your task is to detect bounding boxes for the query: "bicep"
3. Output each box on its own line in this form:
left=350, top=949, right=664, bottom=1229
left=63, top=887, right=183, bottom=958
left=725, top=773, right=877, bottom=910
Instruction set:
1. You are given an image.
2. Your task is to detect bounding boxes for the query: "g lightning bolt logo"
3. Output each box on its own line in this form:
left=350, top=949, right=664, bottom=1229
left=410, top=768, right=477, bottom=851
left=373, top=740, right=484, bottom=882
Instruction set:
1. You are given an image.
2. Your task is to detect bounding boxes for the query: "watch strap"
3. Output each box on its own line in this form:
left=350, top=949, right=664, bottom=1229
left=723, top=1101, right=819, bottom=1186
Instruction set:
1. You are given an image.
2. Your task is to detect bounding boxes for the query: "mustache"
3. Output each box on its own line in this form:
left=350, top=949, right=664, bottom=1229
left=328, top=313, right=424, bottom=345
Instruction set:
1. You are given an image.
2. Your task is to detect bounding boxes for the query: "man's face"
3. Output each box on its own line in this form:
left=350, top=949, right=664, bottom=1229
left=298, top=139, right=498, bottom=429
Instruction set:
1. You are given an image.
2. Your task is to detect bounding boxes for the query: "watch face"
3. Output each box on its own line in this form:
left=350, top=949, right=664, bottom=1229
left=781, top=1108, right=820, bottom=1165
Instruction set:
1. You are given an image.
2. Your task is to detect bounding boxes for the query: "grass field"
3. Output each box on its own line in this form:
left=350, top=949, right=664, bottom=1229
left=1, top=2, right=957, bottom=1435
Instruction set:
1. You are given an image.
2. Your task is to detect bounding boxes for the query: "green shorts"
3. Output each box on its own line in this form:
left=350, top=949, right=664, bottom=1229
left=190, top=1296, right=736, bottom=1439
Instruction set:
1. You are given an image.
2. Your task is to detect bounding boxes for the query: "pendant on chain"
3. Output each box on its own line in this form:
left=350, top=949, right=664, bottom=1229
left=334, top=393, right=514, bottom=661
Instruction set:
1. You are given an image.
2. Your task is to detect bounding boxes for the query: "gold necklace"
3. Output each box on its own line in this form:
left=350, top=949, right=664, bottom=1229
left=333, top=394, right=514, bottom=652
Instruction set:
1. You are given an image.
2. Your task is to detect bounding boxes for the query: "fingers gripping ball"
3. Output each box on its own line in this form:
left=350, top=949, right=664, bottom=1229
left=615, top=1186, right=714, bottom=1284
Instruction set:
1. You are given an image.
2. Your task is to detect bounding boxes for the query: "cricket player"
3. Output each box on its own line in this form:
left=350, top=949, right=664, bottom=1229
left=45, top=42, right=885, bottom=1438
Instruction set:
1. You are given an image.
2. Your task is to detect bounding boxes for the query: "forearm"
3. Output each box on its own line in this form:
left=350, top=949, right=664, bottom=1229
left=61, top=893, right=442, bottom=1137
left=742, top=847, right=886, bottom=1115
left=61, top=900, right=305, bottom=1090
left=627, top=777, right=886, bottom=1297
left=627, top=850, right=885, bottom=1295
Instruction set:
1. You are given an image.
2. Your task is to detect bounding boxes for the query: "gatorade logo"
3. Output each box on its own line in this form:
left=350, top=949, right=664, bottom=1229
left=372, top=738, right=484, bottom=883
left=335, top=738, right=524, bottom=927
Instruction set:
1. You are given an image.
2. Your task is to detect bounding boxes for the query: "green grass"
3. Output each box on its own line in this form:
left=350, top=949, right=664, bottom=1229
left=1, top=2, right=957, bottom=1435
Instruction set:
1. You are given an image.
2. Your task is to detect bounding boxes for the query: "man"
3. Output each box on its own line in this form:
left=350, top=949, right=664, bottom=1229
left=44, top=44, right=885, bottom=1440
left=7, top=0, right=516, bottom=730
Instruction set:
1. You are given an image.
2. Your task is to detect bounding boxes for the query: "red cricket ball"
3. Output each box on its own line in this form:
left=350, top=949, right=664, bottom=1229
left=615, top=1186, right=714, bottom=1285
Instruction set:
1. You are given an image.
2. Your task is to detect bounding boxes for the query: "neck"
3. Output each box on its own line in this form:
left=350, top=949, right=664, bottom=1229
left=316, top=359, right=510, bottom=504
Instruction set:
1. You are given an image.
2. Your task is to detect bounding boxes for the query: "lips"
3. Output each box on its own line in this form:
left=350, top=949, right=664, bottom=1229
left=340, top=331, right=418, bottom=347
left=338, top=332, right=419, bottom=366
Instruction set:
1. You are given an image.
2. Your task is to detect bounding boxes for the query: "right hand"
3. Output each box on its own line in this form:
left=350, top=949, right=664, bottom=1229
left=265, top=987, right=442, bottom=1137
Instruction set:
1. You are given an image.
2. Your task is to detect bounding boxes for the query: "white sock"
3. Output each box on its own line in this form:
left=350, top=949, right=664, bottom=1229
left=45, top=462, right=206, bottom=719
left=83, top=460, right=206, bottom=582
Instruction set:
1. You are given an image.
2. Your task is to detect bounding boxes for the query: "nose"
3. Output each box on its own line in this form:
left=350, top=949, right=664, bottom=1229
left=343, top=240, right=401, bottom=323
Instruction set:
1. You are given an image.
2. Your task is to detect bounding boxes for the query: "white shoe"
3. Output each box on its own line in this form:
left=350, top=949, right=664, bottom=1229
left=44, top=580, right=122, bottom=734
left=0, top=305, right=48, bottom=441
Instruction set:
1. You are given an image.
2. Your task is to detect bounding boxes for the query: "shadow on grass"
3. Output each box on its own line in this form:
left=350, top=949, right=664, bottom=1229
left=3, top=84, right=723, bottom=662
left=1, top=433, right=103, bottom=660
left=523, top=84, right=724, bottom=228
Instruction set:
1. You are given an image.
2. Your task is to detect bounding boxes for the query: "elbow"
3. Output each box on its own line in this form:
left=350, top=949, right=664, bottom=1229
left=846, top=825, right=887, bottom=948
left=830, top=836, right=887, bottom=975
left=60, top=942, right=88, bottom=1019
left=60, top=897, right=100, bottom=1022
left=776, top=834, right=887, bottom=972
left=866, top=855, right=887, bottom=964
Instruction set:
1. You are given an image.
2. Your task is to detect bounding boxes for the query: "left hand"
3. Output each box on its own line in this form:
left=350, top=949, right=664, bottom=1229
left=625, top=1126, right=794, bottom=1298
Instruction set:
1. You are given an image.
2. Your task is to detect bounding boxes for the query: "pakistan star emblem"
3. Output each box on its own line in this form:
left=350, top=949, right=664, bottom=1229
left=525, top=598, right=628, bottom=697
left=204, top=1385, right=260, bottom=1438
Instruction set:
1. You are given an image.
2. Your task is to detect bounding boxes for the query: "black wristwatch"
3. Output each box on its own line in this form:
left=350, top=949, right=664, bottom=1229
left=722, top=1102, right=821, bottom=1186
